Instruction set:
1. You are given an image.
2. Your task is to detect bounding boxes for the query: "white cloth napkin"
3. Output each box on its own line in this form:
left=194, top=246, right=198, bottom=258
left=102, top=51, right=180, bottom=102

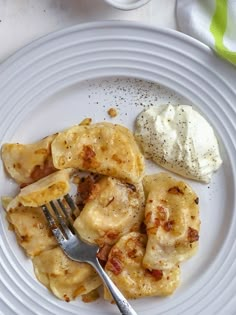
left=176, top=0, right=236, bottom=65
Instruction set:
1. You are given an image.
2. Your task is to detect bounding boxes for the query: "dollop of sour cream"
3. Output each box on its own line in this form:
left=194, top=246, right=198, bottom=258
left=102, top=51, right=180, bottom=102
left=135, top=104, right=222, bottom=183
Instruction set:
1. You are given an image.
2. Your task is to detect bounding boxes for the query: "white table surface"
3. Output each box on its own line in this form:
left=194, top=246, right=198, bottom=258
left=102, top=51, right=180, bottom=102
left=0, top=0, right=177, bottom=63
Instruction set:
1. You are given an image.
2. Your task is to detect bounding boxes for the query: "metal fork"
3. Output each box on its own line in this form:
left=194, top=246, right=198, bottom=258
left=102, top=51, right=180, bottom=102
left=41, top=194, right=137, bottom=315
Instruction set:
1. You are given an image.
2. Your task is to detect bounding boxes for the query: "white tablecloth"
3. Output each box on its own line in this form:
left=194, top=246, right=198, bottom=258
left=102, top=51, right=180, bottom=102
left=0, top=0, right=177, bottom=63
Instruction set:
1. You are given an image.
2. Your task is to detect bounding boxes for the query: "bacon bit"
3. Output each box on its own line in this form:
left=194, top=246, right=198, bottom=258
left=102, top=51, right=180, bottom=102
left=82, top=145, right=96, bottom=168
left=125, top=236, right=144, bottom=253
left=188, top=227, right=199, bottom=243
left=105, top=230, right=119, bottom=241
left=194, top=197, right=199, bottom=204
left=106, top=249, right=123, bottom=275
left=168, top=186, right=184, bottom=195
left=107, top=107, right=118, bottom=118
left=63, top=294, right=70, bottom=302
left=157, top=206, right=167, bottom=221
left=146, top=269, right=163, bottom=281
left=29, top=156, right=56, bottom=185
left=163, top=220, right=175, bottom=232
left=78, top=176, right=95, bottom=202
left=154, top=218, right=161, bottom=227
left=127, top=248, right=137, bottom=258
left=148, top=199, right=153, bottom=203
left=107, top=256, right=123, bottom=275
left=21, top=234, right=30, bottom=242
left=191, top=215, right=195, bottom=220
left=97, top=244, right=112, bottom=262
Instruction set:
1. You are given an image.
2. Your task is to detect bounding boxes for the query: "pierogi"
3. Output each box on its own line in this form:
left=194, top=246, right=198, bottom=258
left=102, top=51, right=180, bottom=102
left=6, top=169, right=72, bottom=209
left=142, top=173, right=200, bottom=270
left=51, top=123, right=144, bottom=184
left=33, top=247, right=102, bottom=302
left=1, top=135, right=56, bottom=185
left=74, top=176, right=145, bottom=246
left=104, top=232, right=180, bottom=300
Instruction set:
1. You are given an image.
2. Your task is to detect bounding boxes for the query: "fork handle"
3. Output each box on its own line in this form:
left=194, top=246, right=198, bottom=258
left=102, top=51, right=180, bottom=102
left=92, top=259, right=137, bottom=315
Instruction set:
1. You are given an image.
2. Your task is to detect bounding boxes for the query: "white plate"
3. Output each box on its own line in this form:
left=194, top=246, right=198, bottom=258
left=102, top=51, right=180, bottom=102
left=0, top=21, right=236, bottom=315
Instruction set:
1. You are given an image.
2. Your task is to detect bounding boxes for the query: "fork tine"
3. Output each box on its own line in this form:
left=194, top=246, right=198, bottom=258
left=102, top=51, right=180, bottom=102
left=64, top=193, right=76, bottom=211
left=49, top=201, right=72, bottom=236
left=41, top=204, right=65, bottom=244
left=57, top=199, right=76, bottom=233
left=64, top=194, right=77, bottom=220
left=50, top=200, right=75, bottom=238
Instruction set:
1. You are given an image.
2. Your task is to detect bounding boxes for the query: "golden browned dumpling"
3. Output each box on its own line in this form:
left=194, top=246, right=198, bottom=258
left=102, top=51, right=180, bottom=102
left=142, top=173, right=200, bottom=270
left=6, top=204, right=57, bottom=257
left=51, top=123, right=145, bottom=184
left=7, top=169, right=72, bottom=209
left=104, top=232, right=180, bottom=300
left=73, top=177, right=145, bottom=246
left=1, top=135, right=56, bottom=185
left=33, top=247, right=102, bottom=302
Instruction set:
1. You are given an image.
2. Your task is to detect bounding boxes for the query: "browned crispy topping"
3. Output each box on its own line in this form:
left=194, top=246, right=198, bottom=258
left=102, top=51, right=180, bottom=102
left=146, top=269, right=163, bottom=281
left=105, top=230, right=119, bottom=241
left=63, top=294, right=70, bottom=302
left=82, top=145, right=96, bottom=168
left=188, top=227, right=199, bottom=243
left=28, top=156, right=56, bottom=186
left=107, top=108, right=118, bottom=118
left=163, top=220, right=175, bottom=232
left=168, top=186, right=184, bottom=195
left=97, top=244, right=112, bottom=263
left=157, top=206, right=167, bottom=221
left=127, top=248, right=137, bottom=258
left=77, top=176, right=96, bottom=203
left=106, top=249, right=123, bottom=275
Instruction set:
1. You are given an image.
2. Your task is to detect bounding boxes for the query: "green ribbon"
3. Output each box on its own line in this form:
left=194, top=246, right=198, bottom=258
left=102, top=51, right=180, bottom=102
left=210, top=0, right=236, bottom=65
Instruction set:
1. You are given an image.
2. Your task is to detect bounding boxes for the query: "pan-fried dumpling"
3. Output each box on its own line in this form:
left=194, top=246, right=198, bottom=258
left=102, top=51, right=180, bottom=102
left=104, top=232, right=180, bottom=300
left=51, top=123, right=145, bottom=184
left=142, top=173, right=200, bottom=270
left=1, top=135, right=56, bottom=185
left=7, top=169, right=72, bottom=209
left=6, top=204, right=57, bottom=257
left=73, top=177, right=145, bottom=246
left=33, top=247, right=102, bottom=302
